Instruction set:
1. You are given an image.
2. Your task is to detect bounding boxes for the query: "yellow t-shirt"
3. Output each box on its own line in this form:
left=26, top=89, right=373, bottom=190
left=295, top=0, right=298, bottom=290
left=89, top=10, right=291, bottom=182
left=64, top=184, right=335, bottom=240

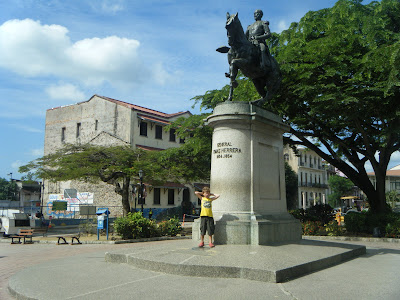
left=200, top=197, right=213, bottom=217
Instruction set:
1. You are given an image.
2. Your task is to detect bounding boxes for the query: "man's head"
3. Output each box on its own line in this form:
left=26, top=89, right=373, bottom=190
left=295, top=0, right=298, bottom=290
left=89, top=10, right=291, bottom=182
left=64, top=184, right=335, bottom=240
left=254, top=9, right=263, bottom=20
left=202, top=186, right=211, bottom=197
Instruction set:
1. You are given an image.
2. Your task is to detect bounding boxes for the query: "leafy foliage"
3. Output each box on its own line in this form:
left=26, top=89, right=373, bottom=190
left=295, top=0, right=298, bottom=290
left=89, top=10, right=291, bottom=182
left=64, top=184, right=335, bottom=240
left=157, top=217, right=182, bottom=236
left=328, top=175, right=354, bottom=207
left=19, top=144, right=166, bottom=215
left=290, top=204, right=335, bottom=225
left=114, top=212, right=158, bottom=240
left=285, top=162, right=298, bottom=210
left=0, top=177, right=18, bottom=201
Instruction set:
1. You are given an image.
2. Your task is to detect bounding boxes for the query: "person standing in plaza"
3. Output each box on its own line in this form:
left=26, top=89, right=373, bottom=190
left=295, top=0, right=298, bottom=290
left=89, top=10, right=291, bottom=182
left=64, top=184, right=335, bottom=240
left=195, top=187, right=220, bottom=248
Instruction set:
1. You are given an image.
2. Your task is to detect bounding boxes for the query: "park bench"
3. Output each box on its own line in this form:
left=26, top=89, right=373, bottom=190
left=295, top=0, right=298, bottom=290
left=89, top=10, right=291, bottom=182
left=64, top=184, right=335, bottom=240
left=11, top=229, right=34, bottom=244
left=57, top=235, right=82, bottom=245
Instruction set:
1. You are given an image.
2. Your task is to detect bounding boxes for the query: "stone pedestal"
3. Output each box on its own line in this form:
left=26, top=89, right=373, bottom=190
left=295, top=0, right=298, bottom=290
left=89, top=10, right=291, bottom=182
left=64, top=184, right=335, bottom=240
left=193, top=102, right=301, bottom=245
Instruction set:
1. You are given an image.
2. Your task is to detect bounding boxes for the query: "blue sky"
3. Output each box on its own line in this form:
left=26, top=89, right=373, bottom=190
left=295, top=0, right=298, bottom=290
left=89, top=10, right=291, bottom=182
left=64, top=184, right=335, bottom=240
left=0, top=0, right=397, bottom=180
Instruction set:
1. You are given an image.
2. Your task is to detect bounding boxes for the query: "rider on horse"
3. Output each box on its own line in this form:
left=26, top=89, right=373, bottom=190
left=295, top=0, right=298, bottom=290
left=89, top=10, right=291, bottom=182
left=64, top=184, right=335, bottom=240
left=245, top=9, right=272, bottom=71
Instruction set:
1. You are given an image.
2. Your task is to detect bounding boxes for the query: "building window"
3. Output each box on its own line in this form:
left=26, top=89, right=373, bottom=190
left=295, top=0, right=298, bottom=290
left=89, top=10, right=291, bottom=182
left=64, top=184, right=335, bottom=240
left=95, top=120, right=98, bottom=131
left=76, top=123, right=81, bottom=138
left=169, top=129, right=176, bottom=142
left=155, top=125, right=163, bottom=139
left=140, top=122, right=148, bottom=136
left=284, top=153, right=289, bottom=161
left=179, top=137, right=185, bottom=144
left=168, top=189, right=174, bottom=205
left=300, top=172, right=303, bottom=185
left=61, top=127, right=66, bottom=142
left=153, top=188, right=161, bottom=205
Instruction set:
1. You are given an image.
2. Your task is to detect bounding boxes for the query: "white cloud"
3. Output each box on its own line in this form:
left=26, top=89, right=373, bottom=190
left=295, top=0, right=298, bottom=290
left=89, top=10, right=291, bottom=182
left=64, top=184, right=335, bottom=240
left=30, top=148, right=44, bottom=157
left=10, top=123, right=43, bottom=133
left=101, top=0, right=124, bottom=14
left=0, top=19, right=168, bottom=88
left=11, top=160, right=23, bottom=170
left=276, top=20, right=289, bottom=32
left=45, top=83, right=86, bottom=101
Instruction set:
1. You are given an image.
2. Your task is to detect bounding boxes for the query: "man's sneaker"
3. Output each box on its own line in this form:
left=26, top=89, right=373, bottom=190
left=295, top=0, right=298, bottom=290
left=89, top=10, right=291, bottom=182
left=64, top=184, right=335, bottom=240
left=209, top=242, right=215, bottom=248
left=198, top=242, right=204, bottom=247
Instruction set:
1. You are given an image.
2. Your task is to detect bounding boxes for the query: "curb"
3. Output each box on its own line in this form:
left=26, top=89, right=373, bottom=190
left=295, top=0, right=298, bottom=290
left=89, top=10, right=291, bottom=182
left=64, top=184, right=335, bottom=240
left=303, top=235, right=400, bottom=243
left=105, top=243, right=366, bottom=283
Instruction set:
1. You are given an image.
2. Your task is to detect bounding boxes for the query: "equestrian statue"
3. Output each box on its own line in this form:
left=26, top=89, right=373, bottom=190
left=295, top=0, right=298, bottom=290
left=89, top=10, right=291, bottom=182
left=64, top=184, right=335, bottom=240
left=217, top=10, right=281, bottom=106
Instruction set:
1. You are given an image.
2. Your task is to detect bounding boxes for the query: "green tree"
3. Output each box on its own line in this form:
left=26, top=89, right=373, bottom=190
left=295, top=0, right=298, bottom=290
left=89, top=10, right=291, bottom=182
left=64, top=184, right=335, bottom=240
left=19, top=144, right=165, bottom=215
left=193, top=0, right=400, bottom=213
left=328, top=175, right=354, bottom=207
left=0, top=177, right=18, bottom=201
left=386, top=190, right=400, bottom=209
left=285, top=162, right=298, bottom=210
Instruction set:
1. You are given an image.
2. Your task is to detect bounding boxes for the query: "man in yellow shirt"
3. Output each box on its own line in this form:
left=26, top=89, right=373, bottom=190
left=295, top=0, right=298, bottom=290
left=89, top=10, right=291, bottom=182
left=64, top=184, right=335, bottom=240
left=195, top=187, right=220, bottom=248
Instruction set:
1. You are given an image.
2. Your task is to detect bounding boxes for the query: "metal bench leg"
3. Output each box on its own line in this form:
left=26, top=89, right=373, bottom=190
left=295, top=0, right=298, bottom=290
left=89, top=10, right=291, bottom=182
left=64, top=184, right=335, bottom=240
left=71, top=237, right=82, bottom=245
left=57, top=237, right=68, bottom=245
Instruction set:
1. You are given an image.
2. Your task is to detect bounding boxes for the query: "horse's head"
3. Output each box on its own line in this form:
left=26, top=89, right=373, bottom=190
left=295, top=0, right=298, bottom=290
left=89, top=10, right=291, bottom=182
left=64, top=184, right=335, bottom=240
left=225, top=13, right=245, bottom=47
left=225, top=12, right=239, bottom=30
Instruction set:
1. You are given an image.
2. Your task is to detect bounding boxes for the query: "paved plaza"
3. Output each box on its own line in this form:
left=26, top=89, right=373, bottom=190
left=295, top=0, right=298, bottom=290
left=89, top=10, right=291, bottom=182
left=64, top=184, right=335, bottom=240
left=2, top=237, right=400, bottom=299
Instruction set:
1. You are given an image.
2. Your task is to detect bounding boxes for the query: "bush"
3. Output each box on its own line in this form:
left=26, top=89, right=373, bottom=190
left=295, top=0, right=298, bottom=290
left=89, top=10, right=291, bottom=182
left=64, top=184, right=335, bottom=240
left=157, top=217, right=182, bottom=236
left=114, top=212, right=158, bottom=240
left=79, top=219, right=96, bottom=235
left=290, top=204, right=335, bottom=225
left=385, top=219, right=400, bottom=238
left=325, top=220, right=344, bottom=236
left=344, top=212, right=367, bottom=233
left=302, top=221, right=325, bottom=236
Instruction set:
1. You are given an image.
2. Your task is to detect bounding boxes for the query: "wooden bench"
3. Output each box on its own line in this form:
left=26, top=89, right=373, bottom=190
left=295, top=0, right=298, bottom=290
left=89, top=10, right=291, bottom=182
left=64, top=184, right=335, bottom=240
left=11, top=229, right=34, bottom=244
left=57, top=235, right=82, bottom=245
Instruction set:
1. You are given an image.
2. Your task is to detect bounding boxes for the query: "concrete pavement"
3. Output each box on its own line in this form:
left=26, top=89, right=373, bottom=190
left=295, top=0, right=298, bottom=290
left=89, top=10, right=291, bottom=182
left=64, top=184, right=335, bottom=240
left=4, top=238, right=400, bottom=300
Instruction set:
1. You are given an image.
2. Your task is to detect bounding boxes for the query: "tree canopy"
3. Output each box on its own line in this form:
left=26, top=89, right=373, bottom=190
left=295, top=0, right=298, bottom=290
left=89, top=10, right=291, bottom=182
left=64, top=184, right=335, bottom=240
left=193, top=0, right=400, bottom=213
left=0, top=177, right=18, bottom=201
left=328, top=175, right=355, bottom=207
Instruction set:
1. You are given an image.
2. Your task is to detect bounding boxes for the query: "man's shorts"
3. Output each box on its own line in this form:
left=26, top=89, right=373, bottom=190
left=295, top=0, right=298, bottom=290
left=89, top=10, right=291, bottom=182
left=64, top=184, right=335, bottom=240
left=200, top=216, right=215, bottom=236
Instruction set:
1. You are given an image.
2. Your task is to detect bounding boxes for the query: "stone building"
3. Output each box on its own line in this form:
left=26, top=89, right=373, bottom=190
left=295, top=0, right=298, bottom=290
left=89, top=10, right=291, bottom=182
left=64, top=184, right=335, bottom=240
left=43, top=95, right=196, bottom=218
left=283, top=146, right=329, bottom=208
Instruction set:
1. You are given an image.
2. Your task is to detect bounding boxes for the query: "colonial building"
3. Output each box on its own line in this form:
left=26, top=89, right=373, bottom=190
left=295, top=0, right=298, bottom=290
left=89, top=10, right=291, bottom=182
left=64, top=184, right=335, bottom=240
left=367, top=164, right=400, bottom=194
left=43, top=95, right=196, bottom=218
left=284, top=146, right=329, bottom=208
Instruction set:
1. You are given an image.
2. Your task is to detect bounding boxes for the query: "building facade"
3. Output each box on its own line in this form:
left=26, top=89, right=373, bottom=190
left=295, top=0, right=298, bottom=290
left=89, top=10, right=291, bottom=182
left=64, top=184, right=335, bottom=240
left=284, top=146, right=329, bottom=208
left=367, top=165, right=400, bottom=194
left=43, top=95, right=196, bottom=218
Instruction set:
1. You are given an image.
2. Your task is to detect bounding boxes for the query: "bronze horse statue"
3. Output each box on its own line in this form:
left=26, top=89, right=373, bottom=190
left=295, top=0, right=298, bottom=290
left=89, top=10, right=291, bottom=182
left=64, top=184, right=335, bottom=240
left=217, top=13, right=281, bottom=106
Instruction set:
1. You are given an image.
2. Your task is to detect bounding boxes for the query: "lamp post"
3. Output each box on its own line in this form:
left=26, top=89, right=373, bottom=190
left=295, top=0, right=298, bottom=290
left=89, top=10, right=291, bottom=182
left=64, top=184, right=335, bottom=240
left=7, top=172, right=13, bottom=201
left=139, top=170, right=144, bottom=213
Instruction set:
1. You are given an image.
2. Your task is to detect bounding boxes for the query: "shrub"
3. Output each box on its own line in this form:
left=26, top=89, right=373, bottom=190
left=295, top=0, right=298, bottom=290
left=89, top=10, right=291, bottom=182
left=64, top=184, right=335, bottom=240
left=325, top=220, right=344, bottom=236
left=302, top=221, right=325, bottom=236
left=385, top=220, right=400, bottom=238
left=344, top=212, right=367, bottom=233
left=157, top=217, right=182, bottom=236
left=79, top=219, right=95, bottom=235
left=290, top=204, right=335, bottom=225
left=114, top=212, right=159, bottom=240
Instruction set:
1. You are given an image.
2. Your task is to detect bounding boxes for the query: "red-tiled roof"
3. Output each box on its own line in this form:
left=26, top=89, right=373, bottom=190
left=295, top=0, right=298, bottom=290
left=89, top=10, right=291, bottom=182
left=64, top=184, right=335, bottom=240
left=96, top=95, right=191, bottom=118
left=137, top=114, right=170, bottom=125
left=136, top=144, right=165, bottom=151
left=367, top=170, right=400, bottom=177
left=47, top=95, right=192, bottom=118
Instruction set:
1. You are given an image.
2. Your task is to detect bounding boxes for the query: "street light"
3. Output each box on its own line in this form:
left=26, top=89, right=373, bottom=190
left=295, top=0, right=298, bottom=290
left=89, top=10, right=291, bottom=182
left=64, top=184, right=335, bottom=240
left=139, top=170, right=144, bottom=213
left=7, top=173, right=13, bottom=201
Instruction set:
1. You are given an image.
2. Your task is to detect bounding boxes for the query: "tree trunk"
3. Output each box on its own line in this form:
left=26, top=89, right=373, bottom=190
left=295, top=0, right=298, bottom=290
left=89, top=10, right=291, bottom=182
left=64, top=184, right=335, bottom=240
left=120, top=177, right=131, bottom=216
